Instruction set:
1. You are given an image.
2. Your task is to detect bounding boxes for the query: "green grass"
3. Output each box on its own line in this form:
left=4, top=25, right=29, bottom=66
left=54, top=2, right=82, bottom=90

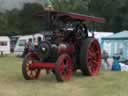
left=0, top=56, right=128, bottom=96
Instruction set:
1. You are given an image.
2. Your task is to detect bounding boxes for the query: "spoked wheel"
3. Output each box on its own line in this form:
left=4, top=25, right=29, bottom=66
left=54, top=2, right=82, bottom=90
left=22, top=53, right=40, bottom=80
left=55, top=54, right=73, bottom=82
left=80, top=38, right=101, bottom=76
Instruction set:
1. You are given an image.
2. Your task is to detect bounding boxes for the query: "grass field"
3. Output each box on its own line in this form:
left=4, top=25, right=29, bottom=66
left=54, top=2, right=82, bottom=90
left=0, top=56, right=128, bottom=96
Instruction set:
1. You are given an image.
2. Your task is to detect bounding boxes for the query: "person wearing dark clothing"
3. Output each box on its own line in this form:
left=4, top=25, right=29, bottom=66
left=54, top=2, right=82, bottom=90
left=37, top=37, right=42, bottom=46
left=22, top=38, right=32, bottom=57
left=103, top=50, right=109, bottom=63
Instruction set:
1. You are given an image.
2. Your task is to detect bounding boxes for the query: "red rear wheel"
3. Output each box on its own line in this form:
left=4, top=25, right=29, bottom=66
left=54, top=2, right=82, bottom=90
left=22, top=53, right=40, bottom=80
left=55, top=54, right=73, bottom=82
left=80, top=38, right=101, bottom=76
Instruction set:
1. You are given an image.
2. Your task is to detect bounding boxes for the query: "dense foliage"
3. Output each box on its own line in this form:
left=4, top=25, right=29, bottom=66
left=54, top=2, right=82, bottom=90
left=0, top=0, right=128, bottom=36
left=0, top=3, right=45, bottom=36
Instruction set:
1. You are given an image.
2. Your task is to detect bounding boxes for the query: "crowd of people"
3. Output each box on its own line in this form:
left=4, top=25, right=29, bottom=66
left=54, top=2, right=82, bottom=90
left=22, top=37, right=42, bottom=57
left=102, top=50, right=128, bottom=71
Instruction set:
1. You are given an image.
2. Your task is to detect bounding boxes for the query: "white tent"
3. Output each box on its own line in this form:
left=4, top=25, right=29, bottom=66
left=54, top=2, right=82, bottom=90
left=101, top=30, right=128, bottom=60
left=94, top=32, right=114, bottom=43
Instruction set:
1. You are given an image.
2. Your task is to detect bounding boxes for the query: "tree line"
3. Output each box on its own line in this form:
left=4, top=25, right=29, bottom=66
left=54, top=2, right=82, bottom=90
left=0, top=0, right=128, bottom=36
left=0, top=3, right=45, bottom=36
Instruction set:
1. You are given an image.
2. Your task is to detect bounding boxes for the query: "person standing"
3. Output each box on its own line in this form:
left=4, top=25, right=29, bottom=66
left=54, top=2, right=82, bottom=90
left=22, top=38, right=32, bottom=57
left=102, top=50, right=109, bottom=70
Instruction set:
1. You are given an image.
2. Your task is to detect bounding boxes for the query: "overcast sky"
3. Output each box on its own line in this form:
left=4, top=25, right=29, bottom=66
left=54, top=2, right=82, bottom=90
left=0, top=0, right=48, bottom=11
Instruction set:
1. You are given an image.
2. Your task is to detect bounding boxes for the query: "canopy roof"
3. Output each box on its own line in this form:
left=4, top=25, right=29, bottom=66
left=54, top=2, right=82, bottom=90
left=34, top=11, right=105, bottom=23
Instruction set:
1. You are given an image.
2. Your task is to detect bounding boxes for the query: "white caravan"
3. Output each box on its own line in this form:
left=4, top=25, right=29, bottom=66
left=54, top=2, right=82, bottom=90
left=0, top=36, right=10, bottom=55
left=14, top=33, right=44, bottom=56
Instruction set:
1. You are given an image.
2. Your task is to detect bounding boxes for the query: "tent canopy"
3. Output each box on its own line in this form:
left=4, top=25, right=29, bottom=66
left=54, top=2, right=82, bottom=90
left=102, top=31, right=128, bottom=39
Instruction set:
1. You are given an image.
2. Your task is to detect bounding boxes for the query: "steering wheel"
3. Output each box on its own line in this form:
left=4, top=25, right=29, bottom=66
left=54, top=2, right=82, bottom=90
left=75, top=23, right=88, bottom=39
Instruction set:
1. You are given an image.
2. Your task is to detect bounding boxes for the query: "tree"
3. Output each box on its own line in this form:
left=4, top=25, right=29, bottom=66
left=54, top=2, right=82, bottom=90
left=0, top=12, right=8, bottom=35
left=18, top=3, right=45, bottom=35
left=6, top=9, right=20, bottom=36
left=50, top=0, right=89, bottom=14
left=88, top=0, right=127, bottom=32
left=0, top=9, right=20, bottom=36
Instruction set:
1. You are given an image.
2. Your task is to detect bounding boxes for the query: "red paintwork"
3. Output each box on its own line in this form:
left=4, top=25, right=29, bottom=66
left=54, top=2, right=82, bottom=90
left=22, top=11, right=103, bottom=81
left=34, top=11, right=105, bottom=23
left=58, top=43, right=75, bottom=55
left=56, top=54, right=73, bottom=81
left=87, top=39, right=101, bottom=76
left=56, top=12, right=105, bottom=23
left=29, top=62, right=56, bottom=70
left=22, top=53, right=41, bottom=80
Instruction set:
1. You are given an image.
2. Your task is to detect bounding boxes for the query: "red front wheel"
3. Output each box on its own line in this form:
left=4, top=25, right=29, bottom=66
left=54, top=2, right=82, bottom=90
left=55, top=54, right=73, bottom=82
left=22, top=53, right=40, bottom=80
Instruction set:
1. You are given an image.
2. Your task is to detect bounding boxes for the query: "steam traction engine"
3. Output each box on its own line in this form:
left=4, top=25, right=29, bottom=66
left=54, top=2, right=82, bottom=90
left=22, top=11, right=105, bottom=82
